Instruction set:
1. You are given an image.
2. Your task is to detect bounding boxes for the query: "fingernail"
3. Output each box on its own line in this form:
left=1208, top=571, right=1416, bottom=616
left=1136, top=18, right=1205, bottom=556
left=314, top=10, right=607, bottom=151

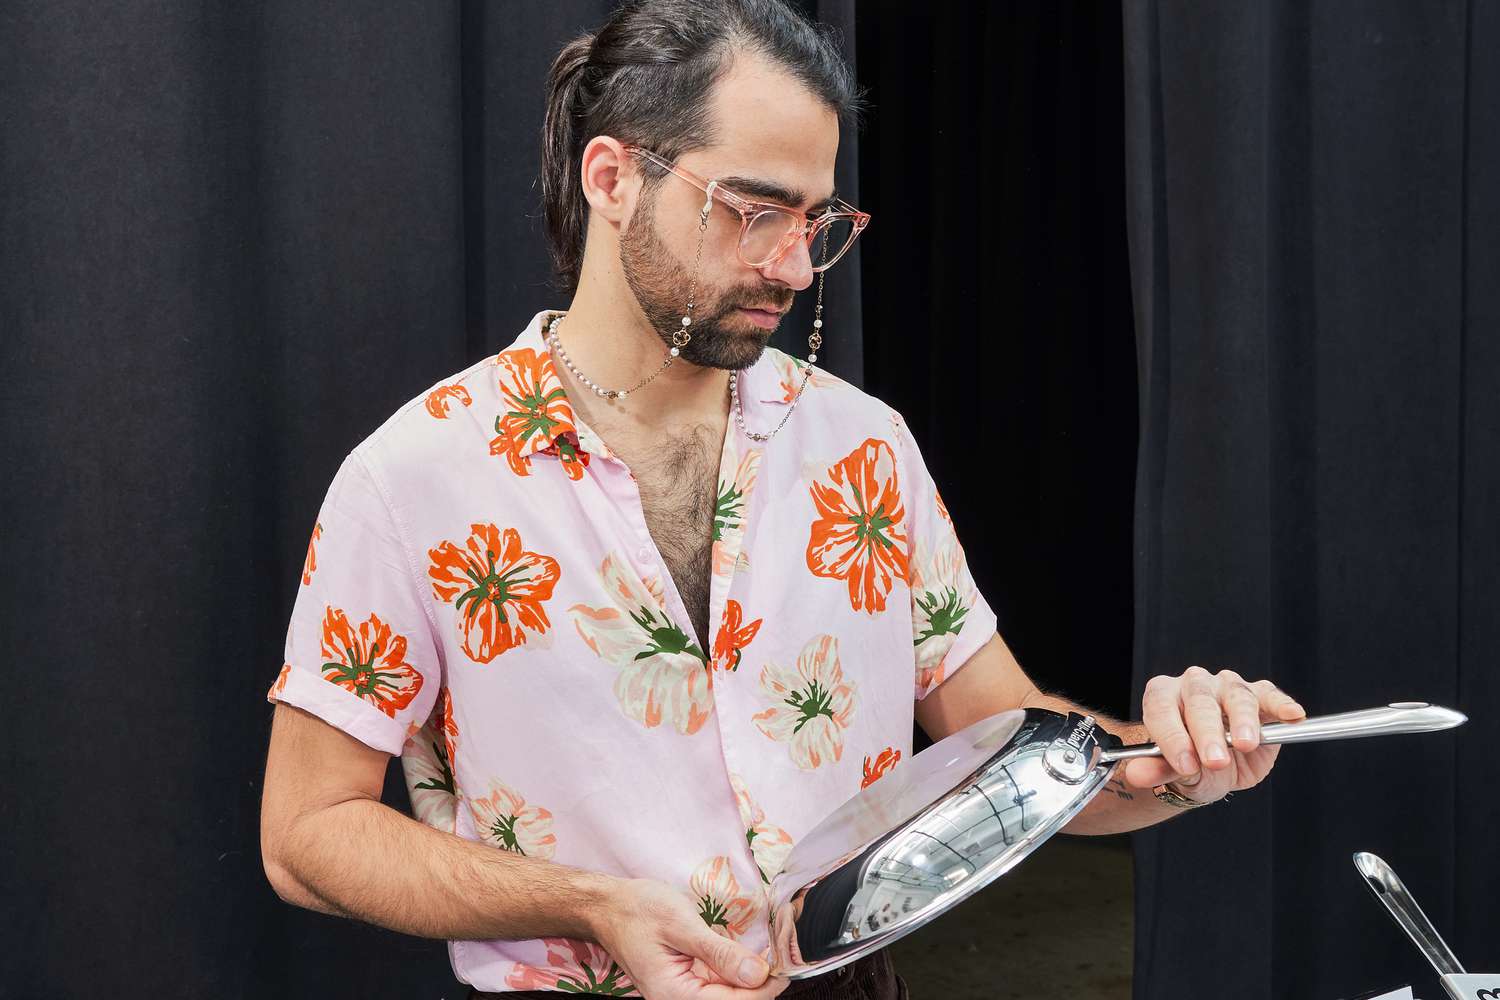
left=741, top=958, right=766, bottom=984
left=1206, top=743, right=1228, bottom=763
left=1176, top=752, right=1196, bottom=774
left=1235, top=726, right=1257, bottom=745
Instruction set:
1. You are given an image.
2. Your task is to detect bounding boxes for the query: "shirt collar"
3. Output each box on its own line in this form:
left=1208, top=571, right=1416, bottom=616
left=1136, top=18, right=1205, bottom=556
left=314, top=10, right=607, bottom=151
left=497, top=309, right=795, bottom=465
left=496, top=310, right=609, bottom=466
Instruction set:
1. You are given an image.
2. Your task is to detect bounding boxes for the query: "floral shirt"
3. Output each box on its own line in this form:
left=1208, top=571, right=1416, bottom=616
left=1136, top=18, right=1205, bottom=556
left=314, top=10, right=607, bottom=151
left=265, top=308, right=997, bottom=994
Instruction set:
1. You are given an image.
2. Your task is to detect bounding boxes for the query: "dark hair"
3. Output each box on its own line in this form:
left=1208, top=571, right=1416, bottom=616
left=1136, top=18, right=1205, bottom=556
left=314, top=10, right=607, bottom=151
left=541, top=0, right=865, bottom=293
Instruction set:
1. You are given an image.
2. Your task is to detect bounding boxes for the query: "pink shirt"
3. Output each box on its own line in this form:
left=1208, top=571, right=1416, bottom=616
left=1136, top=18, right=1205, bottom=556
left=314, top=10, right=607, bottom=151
left=266, top=307, right=997, bottom=994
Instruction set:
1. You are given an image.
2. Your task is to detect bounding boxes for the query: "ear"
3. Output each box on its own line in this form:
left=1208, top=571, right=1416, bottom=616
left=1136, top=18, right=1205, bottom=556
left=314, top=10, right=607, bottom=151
left=580, top=136, right=639, bottom=227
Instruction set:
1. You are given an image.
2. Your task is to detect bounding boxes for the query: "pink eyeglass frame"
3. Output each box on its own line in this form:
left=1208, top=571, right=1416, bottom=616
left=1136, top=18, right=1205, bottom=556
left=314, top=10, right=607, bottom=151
left=623, top=144, right=871, bottom=272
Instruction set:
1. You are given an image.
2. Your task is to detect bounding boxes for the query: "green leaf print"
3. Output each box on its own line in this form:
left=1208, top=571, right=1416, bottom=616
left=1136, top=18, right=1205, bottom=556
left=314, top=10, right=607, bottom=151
left=412, top=737, right=455, bottom=795
left=841, top=480, right=899, bottom=555
left=712, top=479, right=745, bottom=542
left=486, top=812, right=526, bottom=854
left=323, top=641, right=408, bottom=700
left=454, top=548, right=534, bottom=625
left=555, top=962, right=633, bottom=996
left=784, top=678, right=835, bottom=735
left=628, top=606, right=708, bottom=664
left=498, top=381, right=567, bottom=445
left=915, top=586, right=970, bottom=645
left=698, top=894, right=731, bottom=933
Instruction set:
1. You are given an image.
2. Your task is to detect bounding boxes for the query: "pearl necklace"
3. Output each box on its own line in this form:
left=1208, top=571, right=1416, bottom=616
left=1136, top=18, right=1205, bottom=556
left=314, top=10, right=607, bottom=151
left=546, top=311, right=814, bottom=443
left=729, top=363, right=813, bottom=443
left=546, top=313, right=684, bottom=400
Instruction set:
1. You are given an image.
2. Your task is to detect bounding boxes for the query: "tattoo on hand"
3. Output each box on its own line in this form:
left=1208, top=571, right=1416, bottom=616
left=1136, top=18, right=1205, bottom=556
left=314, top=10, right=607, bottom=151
left=1103, top=778, right=1135, bottom=801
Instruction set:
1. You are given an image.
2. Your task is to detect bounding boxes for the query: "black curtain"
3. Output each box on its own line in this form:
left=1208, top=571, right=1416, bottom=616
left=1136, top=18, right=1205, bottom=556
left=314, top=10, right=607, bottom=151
left=1124, top=3, right=1500, bottom=999
left=856, top=2, right=1138, bottom=745
left=1, top=2, right=1135, bottom=997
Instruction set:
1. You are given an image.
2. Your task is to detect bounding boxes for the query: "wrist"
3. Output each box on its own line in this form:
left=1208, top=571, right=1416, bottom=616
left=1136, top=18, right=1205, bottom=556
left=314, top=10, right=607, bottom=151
left=582, top=873, right=640, bottom=945
left=1152, top=776, right=1225, bottom=809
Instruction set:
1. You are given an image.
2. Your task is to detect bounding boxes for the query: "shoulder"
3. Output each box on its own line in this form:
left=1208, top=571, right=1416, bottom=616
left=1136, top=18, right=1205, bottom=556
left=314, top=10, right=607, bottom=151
left=346, top=352, right=501, bottom=488
left=761, top=346, right=902, bottom=430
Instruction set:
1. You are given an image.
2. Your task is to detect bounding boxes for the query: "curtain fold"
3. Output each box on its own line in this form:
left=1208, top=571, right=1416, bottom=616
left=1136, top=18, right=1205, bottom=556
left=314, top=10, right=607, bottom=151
left=1123, top=3, right=1499, bottom=997
left=2, top=2, right=1137, bottom=995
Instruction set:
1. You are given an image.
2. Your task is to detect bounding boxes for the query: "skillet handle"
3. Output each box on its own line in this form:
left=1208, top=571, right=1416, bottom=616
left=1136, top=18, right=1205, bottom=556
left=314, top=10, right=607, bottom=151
left=1353, top=851, right=1466, bottom=976
left=1097, top=702, right=1466, bottom=763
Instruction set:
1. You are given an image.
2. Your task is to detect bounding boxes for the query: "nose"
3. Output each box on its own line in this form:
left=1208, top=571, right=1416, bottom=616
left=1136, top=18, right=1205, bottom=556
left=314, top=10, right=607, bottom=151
left=758, top=235, right=815, bottom=291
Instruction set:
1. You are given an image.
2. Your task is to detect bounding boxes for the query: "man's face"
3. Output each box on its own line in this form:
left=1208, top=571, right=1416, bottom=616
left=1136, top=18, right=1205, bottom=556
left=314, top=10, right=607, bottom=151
left=619, top=51, right=841, bottom=371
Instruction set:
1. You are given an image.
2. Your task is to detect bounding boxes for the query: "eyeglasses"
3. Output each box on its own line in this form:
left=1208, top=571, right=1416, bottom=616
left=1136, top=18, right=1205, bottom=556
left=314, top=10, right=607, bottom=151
left=624, top=145, right=870, bottom=273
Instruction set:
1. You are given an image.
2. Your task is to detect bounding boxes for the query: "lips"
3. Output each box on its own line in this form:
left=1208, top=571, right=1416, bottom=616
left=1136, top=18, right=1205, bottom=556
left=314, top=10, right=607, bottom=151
left=737, top=307, right=785, bottom=330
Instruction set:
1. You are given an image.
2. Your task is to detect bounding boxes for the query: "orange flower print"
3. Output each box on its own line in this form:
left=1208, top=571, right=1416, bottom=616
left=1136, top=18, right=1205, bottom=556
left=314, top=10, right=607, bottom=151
left=711, top=448, right=761, bottom=578
left=770, top=348, right=840, bottom=402
left=505, top=938, right=638, bottom=996
left=424, top=382, right=473, bottom=419
left=317, top=607, right=424, bottom=718
left=711, top=599, right=762, bottom=675
left=489, top=347, right=589, bottom=481
left=752, top=634, right=857, bottom=770
left=806, top=438, right=910, bottom=614
left=301, top=522, right=322, bottom=586
left=468, top=780, right=556, bottom=859
left=402, top=692, right=458, bottom=833
left=689, top=857, right=763, bottom=941
left=570, top=553, right=714, bottom=735
left=438, top=687, right=458, bottom=765
left=861, top=747, right=902, bottom=789
left=730, top=773, right=794, bottom=885
left=428, top=524, right=561, bottom=664
left=911, top=531, right=979, bottom=697
left=266, top=662, right=291, bottom=700
left=935, top=488, right=951, bottom=525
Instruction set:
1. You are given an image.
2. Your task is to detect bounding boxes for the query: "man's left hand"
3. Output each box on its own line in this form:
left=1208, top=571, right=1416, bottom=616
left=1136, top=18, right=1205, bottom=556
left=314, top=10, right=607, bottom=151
left=1120, top=666, right=1308, bottom=803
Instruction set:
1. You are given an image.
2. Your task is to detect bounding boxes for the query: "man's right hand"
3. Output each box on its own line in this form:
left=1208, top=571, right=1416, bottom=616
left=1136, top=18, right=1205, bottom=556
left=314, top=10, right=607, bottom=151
left=591, top=877, right=790, bottom=1000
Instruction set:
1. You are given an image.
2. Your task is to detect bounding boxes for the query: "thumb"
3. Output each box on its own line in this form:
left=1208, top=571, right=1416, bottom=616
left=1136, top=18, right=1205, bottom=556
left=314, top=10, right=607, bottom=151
left=1122, top=757, right=1183, bottom=788
left=673, top=922, right=769, bottom=988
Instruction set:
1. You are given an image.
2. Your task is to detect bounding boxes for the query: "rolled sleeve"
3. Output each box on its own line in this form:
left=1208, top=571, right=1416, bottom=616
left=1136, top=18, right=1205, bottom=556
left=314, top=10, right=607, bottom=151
left=891, top=412, right=999, bottom=702
left=266, top=449, right=442, bottom=754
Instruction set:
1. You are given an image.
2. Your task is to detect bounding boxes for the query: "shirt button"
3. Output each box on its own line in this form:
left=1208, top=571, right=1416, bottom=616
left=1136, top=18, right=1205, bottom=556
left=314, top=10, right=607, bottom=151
left=637, top=546, right=652, bottom=561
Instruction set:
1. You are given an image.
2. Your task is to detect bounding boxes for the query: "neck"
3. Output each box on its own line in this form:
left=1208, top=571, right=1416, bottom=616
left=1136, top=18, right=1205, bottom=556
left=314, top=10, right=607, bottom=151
left=555, top=274, right=732, bottom=431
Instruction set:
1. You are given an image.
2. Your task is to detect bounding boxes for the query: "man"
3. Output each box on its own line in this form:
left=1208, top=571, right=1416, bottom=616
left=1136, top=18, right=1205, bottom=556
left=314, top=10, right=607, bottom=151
left=259, top=1, right=1308, bottom=998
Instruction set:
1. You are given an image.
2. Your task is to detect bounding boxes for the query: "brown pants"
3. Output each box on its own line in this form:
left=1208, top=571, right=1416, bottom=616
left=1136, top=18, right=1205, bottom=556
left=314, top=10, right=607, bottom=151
left=467, top=947, right=909, bottom=999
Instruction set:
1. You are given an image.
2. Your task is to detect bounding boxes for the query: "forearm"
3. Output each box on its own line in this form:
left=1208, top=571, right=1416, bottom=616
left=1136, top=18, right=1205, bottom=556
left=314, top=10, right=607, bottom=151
left=1021, top=690, right=1193, bottom=835
left=270, top=796, right=624, bottom=941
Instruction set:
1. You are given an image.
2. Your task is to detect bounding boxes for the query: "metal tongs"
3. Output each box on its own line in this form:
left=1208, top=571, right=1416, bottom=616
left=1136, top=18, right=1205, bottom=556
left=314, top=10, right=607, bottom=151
left=1353, top=852, right=1498, bottom=1000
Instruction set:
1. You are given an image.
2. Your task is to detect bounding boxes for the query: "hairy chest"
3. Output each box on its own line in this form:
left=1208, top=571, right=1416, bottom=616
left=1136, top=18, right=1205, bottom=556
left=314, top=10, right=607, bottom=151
left=608, top=422, right=724, bottom=647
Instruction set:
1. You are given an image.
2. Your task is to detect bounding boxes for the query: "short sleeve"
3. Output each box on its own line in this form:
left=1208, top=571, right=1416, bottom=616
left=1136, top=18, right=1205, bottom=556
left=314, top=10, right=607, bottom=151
left=266, top=450, right=442, bottom=754
left=891, top=411, right=999, bottom=701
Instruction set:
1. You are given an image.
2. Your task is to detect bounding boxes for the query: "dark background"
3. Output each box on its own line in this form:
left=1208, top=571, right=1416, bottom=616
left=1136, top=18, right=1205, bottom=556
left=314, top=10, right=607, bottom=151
left=2, top=2, right=1493, bottom=999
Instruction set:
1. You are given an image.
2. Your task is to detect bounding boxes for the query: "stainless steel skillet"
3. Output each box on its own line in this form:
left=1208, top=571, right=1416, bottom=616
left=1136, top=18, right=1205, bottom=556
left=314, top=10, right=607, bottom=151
left=765, top=702, right=1467, bottom=979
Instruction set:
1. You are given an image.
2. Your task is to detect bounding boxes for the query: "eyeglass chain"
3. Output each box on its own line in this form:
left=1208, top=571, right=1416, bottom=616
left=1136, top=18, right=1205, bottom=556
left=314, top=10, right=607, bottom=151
left=545, top=182, right=825, bottom=443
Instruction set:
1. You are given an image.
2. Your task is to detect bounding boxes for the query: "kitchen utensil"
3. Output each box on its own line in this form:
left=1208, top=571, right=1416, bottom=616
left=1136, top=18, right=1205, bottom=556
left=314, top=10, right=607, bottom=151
left=766, top=702, right=1467, bottom=979
left=1353, top=852, right=1500, bottom=1000
left=1354, top=852, right=1465, bottom=976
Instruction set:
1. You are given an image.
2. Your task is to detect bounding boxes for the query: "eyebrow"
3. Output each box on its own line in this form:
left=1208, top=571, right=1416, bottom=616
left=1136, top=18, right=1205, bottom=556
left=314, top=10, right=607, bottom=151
left=719, top=175, right=840, bottom=213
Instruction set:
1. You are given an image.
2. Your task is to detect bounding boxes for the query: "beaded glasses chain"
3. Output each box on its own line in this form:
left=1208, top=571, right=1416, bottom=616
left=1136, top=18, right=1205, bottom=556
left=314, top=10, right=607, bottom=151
left=545, top=181, right=823, bottom=443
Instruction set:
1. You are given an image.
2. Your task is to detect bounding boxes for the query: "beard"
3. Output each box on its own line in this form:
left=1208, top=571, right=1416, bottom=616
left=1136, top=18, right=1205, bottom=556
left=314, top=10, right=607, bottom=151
left=619, top=186, right=793, bottom=371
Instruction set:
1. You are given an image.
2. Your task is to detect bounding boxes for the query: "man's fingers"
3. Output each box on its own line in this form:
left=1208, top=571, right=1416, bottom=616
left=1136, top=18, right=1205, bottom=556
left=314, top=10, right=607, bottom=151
left=693, top=975, right=791, bottom=1000
left=1122, top=757, right=1178, bottom=788
left=1252, top=678, right=1306, bottom=721
left=1217, top=669, right=1263, bottom=753
left=1181, top=666, right=1231, bottom=769
left=1142, top=673, right=1197, bottom=776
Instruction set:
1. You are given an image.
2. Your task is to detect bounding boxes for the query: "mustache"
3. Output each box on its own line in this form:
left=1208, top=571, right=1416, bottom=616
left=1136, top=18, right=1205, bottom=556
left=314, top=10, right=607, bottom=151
left=719, top=290, right=795, bottom=314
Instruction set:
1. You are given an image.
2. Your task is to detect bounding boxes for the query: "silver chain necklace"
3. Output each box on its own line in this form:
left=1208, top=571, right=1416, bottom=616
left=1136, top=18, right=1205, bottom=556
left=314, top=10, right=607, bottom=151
left=545, top=311, right=814, bottom=444
left=546, top=313, right=680, bottom=400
